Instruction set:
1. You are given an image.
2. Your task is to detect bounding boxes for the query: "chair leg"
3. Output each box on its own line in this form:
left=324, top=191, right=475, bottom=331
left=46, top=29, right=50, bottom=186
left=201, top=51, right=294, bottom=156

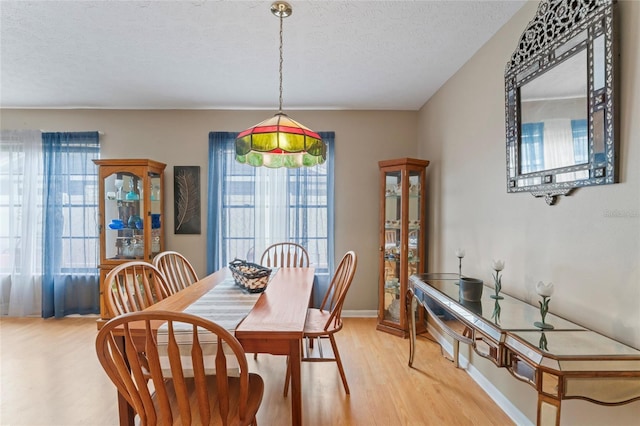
left=329, top=334, right=350, bottom=394
left=283, top=355, right=291, bottom=397
left=254, top=353, right=258, bottom=360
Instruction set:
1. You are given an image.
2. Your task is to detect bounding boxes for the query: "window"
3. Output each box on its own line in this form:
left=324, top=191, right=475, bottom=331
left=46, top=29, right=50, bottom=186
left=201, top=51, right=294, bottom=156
left=520, top=122, right=545, bottom=174
left=571, top=119, right=588, bottom=165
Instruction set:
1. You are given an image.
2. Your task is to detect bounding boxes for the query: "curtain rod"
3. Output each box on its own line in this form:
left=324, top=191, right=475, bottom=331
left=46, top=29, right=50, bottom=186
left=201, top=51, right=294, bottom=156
left=40, top=130, right=104, bottom=136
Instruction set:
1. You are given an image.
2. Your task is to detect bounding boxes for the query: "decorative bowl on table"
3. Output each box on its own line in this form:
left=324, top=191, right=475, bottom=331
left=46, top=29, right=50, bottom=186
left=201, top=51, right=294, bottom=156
left=459, top=277, right=484, bottom=302
left=228, top=259, right=272, bottom=293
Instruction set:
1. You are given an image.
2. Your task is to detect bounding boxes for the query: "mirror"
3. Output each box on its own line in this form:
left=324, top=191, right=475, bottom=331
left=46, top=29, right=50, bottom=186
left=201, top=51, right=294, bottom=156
left=505, top=0, right=618, bottom=205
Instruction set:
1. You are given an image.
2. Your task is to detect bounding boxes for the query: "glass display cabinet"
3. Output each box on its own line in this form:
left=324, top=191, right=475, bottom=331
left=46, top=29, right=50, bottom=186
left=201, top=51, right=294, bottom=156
left=377, top=158, right=430, bottom=337
left=93, top=158, right=166, bottom=319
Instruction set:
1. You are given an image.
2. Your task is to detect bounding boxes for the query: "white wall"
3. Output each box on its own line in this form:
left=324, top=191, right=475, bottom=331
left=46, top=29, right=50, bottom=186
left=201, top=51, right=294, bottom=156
left=0, top=109, right=418, bottom=312
left=417, top=1, right=640, bottom=424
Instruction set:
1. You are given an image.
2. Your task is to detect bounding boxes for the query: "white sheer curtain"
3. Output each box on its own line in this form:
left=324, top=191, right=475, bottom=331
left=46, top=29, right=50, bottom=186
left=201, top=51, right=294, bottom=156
left=0, top=130, right=43, bottom=316
left=543, top=118, right=575, bottom=169
left=254, top=167, right=289, bottom=260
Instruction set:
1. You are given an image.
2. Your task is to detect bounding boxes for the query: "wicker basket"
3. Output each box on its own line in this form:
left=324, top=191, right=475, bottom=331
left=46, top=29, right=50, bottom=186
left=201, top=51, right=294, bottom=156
left=228, top=259, right=272, bottom=293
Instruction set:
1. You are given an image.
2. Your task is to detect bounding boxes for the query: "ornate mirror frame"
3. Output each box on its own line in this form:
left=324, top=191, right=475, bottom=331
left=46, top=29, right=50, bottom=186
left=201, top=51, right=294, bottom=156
left=505, top=0, right=618, bottom=205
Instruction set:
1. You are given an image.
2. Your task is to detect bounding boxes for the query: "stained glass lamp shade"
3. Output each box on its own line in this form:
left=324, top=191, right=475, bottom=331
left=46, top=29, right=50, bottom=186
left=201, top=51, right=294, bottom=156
left=235, top=113, right=326, bottom=168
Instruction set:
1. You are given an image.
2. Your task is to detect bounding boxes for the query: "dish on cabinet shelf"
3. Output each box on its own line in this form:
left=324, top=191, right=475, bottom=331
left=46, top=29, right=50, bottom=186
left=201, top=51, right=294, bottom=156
left=108, top=219, right=124, bottom=230
left=385, top=184, right=400, bottom=196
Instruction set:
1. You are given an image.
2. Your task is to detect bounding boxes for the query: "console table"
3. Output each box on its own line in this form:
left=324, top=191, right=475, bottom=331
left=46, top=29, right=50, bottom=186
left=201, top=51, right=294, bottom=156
left=407, top=273, right=640, bottom=426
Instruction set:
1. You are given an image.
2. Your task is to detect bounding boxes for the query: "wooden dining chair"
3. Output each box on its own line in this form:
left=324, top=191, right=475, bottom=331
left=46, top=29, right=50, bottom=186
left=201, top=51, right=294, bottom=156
left=255, top=242, right=310, bottom=361
left=260, top=242, right=310, bottom=268
left=153, top=251, right=199, bottom=294
left=284, top=250, right=358, bottom=396
left=104, top=261, right=172, bottom=318
left=96, top=310, right=264, bottom=426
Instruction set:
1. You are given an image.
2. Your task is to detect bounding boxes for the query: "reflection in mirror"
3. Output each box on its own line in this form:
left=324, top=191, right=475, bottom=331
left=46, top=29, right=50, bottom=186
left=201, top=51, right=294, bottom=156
left=519, top=49, right=588, bottom=174
left=593, top=35, right=605, bottom=90
left=505, top=0, right=618, bottom=205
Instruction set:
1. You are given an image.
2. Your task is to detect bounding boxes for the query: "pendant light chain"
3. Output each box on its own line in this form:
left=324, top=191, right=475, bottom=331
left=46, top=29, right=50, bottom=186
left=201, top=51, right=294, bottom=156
left=278, top=13, right=284, bottom=113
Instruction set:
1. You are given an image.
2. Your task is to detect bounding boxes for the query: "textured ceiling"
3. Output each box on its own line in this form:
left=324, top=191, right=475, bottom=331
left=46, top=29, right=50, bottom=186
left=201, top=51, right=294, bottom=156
left=0, top=0, right=527, bottom=111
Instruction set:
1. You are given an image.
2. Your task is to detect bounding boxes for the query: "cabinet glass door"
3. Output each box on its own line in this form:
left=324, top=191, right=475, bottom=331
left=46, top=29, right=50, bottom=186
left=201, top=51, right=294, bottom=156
left=383, top=171, right=402, bottom=323
left=382, top=170, right=423, bottom=325
left=149, top=173, right=162, bottom=256
left=408, top=170, right=421, bottom=277
left=104, top=172, right=145, bottom=260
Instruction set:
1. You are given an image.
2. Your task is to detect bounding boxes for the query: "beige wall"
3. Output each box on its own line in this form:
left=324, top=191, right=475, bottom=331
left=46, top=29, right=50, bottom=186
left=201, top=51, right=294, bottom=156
left=417, top=1, right=640, bottom=424
left=0, top=109, right=418, bottom=311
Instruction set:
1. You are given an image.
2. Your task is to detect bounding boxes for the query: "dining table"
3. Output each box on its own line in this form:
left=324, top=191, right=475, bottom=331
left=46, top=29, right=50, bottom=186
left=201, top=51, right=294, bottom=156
left=112, top=266, right=315, bottom=426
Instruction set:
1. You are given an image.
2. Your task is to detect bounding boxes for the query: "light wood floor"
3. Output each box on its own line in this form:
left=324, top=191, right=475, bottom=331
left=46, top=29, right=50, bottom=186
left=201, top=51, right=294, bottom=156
left=0, top=317, right=514, bottom=426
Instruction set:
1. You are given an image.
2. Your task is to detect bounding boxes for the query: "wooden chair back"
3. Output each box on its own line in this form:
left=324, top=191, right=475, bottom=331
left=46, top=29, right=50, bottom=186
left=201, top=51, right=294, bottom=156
left=95, top=310, right=263, bottom=426
left=385, top=230, right=397, bottom=248
left=104, top=261, right=171, bottom=318
left=260, top=242, right=310, bottom=268
left=318, top=250, right=357, bottom=331
left=153, top=251, right=199, bottom=294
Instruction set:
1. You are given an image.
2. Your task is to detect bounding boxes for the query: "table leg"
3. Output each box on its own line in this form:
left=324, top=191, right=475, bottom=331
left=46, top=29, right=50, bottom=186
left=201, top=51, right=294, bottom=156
left=118, top=393, right=134, bottom=426
left=407, top=290, right=417, bottom=367
left=453, top=340, right=460, bottom=368
left=289, top=338, right=303, bottom=426
left=537, top=393, right=561, bottom=426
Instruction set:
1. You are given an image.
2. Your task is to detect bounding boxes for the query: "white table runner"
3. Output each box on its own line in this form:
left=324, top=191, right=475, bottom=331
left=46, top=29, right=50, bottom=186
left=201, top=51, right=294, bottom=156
left=156, top=273, right=269, bottom=376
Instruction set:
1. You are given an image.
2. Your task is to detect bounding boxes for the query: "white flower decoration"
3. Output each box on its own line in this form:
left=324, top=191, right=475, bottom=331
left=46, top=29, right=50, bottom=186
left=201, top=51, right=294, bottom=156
left=536, top=281, right=554, bottom=297
left=492, top=259, right=505, bottom=272
left=455, top=248, right=465, bottom=258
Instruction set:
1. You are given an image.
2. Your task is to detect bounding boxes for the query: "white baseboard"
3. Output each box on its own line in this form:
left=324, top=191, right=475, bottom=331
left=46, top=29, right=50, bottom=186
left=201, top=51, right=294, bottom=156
left=425, top=323, right=533, bottom=426
left=342, top=310, right=377, bottom=318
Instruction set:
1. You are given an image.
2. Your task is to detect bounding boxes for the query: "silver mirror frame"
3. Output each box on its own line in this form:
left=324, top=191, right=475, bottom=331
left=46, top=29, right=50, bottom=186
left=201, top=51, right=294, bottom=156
left=505, top=0, right=618, bottom=205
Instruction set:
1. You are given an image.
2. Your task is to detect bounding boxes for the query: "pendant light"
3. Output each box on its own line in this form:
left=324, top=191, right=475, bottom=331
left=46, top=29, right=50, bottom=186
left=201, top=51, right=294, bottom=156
left=235, top=1, right=326, bottom=168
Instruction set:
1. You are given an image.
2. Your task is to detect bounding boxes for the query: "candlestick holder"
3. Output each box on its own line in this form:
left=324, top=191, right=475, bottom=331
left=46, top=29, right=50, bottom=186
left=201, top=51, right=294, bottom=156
left=538, top=332, right=548, bottom=351
left=490, top=260, right=504, bottom=300
left=491, top=299, right=501, bottom=323
left=455, top=248, right=465, bottom=285
left=534, top=295, right=554, bottom=329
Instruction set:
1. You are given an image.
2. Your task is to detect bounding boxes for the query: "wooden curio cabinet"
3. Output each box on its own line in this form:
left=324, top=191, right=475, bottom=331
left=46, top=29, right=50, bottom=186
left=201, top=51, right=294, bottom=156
left=377, top=158, right=429, bottom=337
left=93, top=159, right=166, bottom=320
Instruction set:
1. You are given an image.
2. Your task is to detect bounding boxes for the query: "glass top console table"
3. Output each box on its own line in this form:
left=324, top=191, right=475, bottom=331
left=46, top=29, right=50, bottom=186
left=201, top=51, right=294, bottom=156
left=408, top=273, right=640, bottom=426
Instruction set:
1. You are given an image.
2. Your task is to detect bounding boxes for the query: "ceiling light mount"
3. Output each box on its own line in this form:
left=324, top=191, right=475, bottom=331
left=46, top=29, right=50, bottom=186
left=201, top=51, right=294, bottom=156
left=271, top=1, right=292, bottom=19
left=235, top=1, right=326, bottom=168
